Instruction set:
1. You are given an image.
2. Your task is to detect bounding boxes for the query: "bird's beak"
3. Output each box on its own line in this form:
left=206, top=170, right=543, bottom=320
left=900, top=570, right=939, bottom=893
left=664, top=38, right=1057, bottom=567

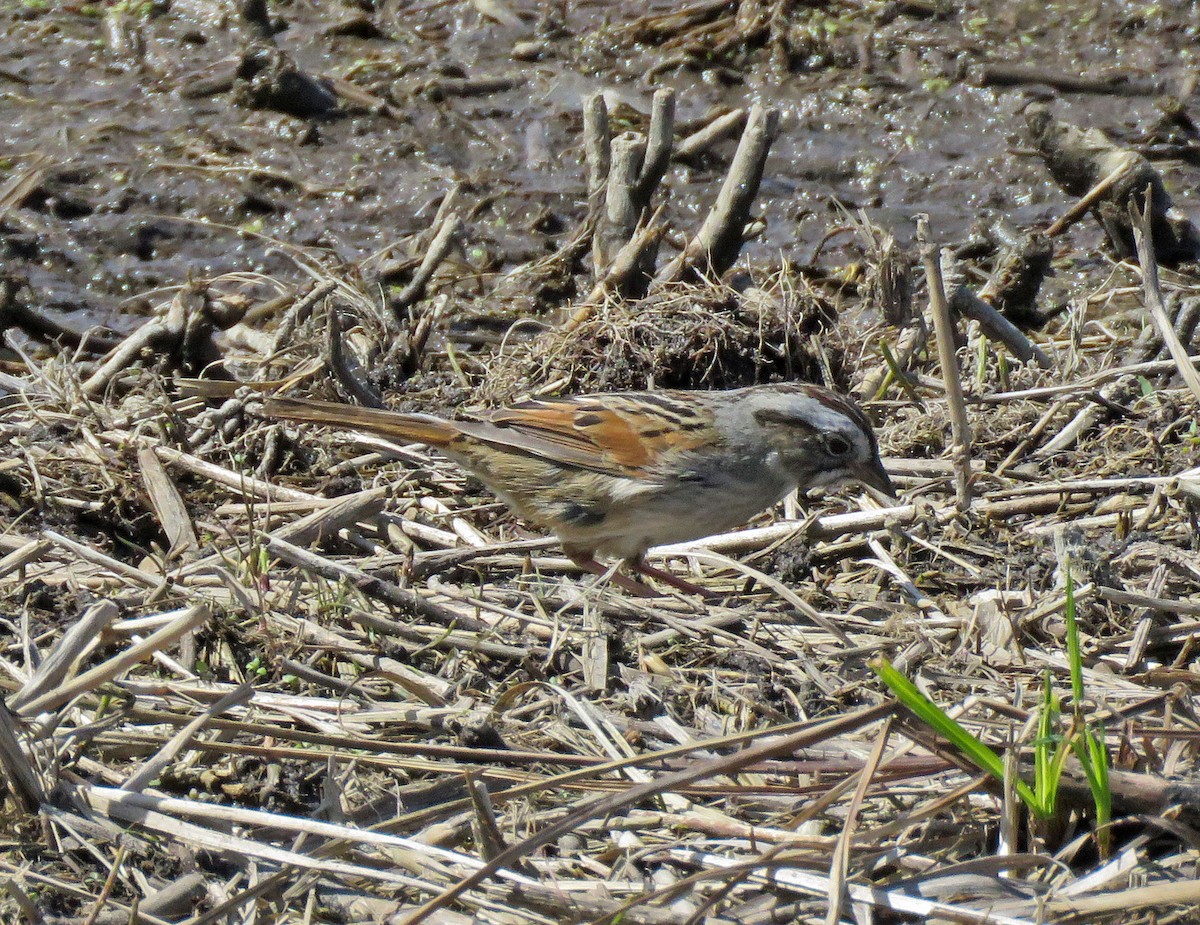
left=855, top=457, right=896, bottom=498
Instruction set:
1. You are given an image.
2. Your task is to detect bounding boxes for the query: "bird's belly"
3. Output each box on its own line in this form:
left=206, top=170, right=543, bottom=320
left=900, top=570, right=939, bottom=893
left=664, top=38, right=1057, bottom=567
left=573, top=473, right=794, bottom=560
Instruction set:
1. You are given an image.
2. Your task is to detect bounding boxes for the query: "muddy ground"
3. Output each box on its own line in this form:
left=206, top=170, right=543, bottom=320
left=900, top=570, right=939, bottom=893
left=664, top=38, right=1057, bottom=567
left=3, top=1, right=1195, bottom=335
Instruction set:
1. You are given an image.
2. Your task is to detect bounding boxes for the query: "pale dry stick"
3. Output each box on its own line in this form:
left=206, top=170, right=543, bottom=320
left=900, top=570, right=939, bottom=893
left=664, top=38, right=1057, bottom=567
left=593, top=131, right=646, bottom=273
left=82, top=286, right=199, bottom=396
left=1099, top=586, right=1200, bottom=618
left=1131, top=187, right=1200, bottom=406
left=1035, top=379, right=1136, bottom=457
left=652, top=104, right=780, bottom=288
left=675, top=108, right=747, bottom=159
left=418, top=495, right=490, bottom=547
left=865, top=537, right=952, bottom=626
left=582, top=92, right=610, bottom=199
left=84, top=787, right=447, bottom=892
left=120, top=681, right=253, bottom=794
left=90, top=787, right=549, bottom=887
left=917, top=215, right=972, bottom=510
left=989, top=472, right=1198, bottom=496
left=1, top=878, right=42, bottom=924
left=941, top=249, right=1052, bottom=368
left=633, top=87, right=676, bottom=203
left=992, top=357, right=1200, bottom=402
left=1046, top=873, right=1200, bottom=916
left=417, top=579, right=557, bottom=640
left=994, top=396, right=1072, bottom=475
left=397, top=702, right=894, bottom=925
left=136, top=438, right=313, bottom=504
left=390, top=213, right=461, bottom=316
left=9, top=601, right=118, bottom=713
left=267, top=485, right=390, bottom=548
left=1053, top=838, right=1153, bottom=901
left=564, top=208, right=667, bottom=331
left=671, top=847, right=1037, bottom=925
left=638, top=604, right=782, bottom=649
left=1044, top=155, right=1140, bottom=238
left=825, top=718, right=892, bottom=925
left=17, top=604, right=211, bottom=718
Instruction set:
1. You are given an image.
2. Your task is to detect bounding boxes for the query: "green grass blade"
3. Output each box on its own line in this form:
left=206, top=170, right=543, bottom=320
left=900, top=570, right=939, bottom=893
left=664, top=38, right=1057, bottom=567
left=1063, top=560, right=1086, bottom=712
left=1073, top=725, right=1113, bottom=855
left=872, top=657, right=1040, bottom=810
left=1033, top=671, right=1058, bottom=816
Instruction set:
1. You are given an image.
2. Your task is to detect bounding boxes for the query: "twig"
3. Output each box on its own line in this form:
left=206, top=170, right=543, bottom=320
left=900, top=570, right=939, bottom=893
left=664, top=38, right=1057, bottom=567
left=593, top=132, right=646, bottom=273
left=583, top=93, right=610, bottom=200
left=652, top=105, right=779, bottom=288
left=1045, top=156, right=1139, bottom=238
left=390, top=213, right=461, bottom=316
left=917, top=216, right=972, bottom=510
left=16, top=604, right=211, bottom=717
left=675, top=108, right=746, bottom=160
left=632, top=88, right=675, bottom=205
left=1130, top=185, right=1200, bottom=406
left=941, top=250, right=1052, bottom=368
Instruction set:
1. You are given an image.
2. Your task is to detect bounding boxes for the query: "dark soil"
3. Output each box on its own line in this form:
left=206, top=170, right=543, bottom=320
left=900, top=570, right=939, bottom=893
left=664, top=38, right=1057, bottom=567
left=2, top=0, right=1195, bottom=338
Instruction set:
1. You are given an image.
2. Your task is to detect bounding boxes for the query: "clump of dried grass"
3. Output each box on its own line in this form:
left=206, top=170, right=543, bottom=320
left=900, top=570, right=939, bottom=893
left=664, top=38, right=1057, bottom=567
left=482, top=274, right=835, bottom=401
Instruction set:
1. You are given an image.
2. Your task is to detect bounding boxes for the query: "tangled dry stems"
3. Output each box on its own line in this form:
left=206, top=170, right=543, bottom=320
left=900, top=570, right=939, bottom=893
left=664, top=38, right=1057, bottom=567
left=2, top=243, right=1199, bottom=924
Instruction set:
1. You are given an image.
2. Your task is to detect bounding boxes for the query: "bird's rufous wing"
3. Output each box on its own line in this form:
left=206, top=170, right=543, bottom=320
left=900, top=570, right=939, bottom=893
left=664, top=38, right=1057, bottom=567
left=476, top=393, right=713, bottom=479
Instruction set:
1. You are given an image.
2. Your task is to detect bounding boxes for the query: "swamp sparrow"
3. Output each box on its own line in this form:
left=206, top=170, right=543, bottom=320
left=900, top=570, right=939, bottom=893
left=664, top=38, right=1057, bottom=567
left=264, top=384, right=892, bottom=595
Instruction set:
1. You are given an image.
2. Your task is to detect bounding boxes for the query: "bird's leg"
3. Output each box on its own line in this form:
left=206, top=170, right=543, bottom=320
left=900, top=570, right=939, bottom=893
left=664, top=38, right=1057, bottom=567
left=568, top=553, right=658, bottom=598
left=626, top=556, right=712, bottom=598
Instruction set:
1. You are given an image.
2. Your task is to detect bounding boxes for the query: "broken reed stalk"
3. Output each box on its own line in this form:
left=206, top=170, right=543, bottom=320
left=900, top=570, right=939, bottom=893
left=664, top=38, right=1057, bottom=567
left=590, top=88, right=673, bottom=277
left=390, top=212, right=461, bottom=316
left=1131, top=185, right=1200, bottom=406
left=582, top=92, right=610, bottom=200
left=917, top=215, right=972, bottom=511
left=941, top=249, right=1051, bottom=369
left=565, top=205, right=667, bottom=331
left=632, top=87, right=675, bottom=205
left=593, top=132, right=646, bottom=273
left=675, top=108, right=747, bottom=160
left=652, top=103, right=779, bottom=288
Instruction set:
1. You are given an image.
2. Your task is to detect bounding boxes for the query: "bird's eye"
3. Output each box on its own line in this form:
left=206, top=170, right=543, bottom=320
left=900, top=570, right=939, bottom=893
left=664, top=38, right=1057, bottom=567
left=824, top=434, right=853, bottom=457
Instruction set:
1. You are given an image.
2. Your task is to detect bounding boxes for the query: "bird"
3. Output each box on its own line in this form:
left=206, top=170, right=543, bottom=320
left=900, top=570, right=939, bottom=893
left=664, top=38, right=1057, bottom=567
left=262, top=384, right=893, bottom=596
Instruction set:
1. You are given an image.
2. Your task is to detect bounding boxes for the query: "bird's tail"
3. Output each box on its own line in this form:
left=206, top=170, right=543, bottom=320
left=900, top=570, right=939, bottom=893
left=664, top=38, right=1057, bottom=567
left=262, top=396, right=459, bottom=448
